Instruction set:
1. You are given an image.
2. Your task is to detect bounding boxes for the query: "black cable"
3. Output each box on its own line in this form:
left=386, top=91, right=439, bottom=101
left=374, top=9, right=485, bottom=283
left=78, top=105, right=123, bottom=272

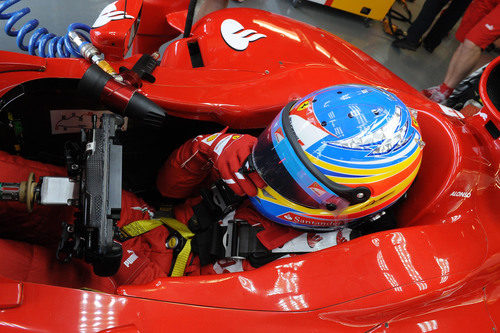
left=385, top=1, right=413, bottom=39
left=184, top=0, right=199, bottom=38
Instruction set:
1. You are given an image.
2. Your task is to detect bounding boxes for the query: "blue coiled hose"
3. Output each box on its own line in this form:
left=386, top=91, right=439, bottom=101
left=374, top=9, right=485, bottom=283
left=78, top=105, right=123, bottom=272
left=0, top=0, right=91, bottom=57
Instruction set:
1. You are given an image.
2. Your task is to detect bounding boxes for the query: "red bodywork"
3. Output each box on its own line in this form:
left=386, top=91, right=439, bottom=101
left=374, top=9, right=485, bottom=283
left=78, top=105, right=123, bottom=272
left=0, top=3, right=499, bottom=332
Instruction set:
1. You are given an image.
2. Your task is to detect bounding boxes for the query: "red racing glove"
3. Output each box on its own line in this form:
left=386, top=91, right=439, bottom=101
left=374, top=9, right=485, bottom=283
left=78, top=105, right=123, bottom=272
left=204, top=133, right=266, bottom=197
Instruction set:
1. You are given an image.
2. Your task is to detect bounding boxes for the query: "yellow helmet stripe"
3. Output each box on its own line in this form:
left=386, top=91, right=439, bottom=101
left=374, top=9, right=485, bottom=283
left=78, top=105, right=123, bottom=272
left=257, top=186, right=332, bottom=216
left=342, top=160, right=421, bottom=214
left=256, top=160, right=420, bottom=217
left=325, top=148, right=422, bottom=184
left=305, top=144, right=421, bottom=178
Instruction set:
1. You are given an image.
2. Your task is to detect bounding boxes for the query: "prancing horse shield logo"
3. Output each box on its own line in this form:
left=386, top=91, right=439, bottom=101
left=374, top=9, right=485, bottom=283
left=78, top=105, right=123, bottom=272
left=221, top=19, right=267, bottom=51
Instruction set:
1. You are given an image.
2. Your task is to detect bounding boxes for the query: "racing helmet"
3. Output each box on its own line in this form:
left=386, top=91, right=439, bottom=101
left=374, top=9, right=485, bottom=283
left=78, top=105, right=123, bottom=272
left=248, top=84, right=424, bottom=230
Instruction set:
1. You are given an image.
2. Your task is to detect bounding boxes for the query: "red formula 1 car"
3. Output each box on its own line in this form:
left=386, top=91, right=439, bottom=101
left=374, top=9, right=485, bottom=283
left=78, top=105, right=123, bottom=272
left=0, top=0, right=499, bottom=331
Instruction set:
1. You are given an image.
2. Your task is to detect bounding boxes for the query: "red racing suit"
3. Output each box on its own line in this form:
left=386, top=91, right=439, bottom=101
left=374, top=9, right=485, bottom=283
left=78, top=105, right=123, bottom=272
left=455, top=0, right=500, bottom=49
left=0, top=131, right=302, bottom=293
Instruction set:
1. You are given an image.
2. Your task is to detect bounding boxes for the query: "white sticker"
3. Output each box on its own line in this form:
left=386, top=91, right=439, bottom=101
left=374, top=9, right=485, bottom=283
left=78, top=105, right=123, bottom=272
left=221, top=19, right=266, bottom=51
left=123, top=249, right=138, bottom=268
left=272, top=228, right=351, bottom=253
left=213, top=258, right=244, bottom=274
left=450, top=191, right=471, bottom=198
left=92, top=1, right=134, bottom=29
left=213, top=135, right=232, bottom=156
left=438, top=104, right=464, bottom=119
left=50, top=110, right=114, bottom=134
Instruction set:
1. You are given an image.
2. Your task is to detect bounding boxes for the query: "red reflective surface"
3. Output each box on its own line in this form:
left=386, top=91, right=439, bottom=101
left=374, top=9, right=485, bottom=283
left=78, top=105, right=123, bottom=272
left=91, top=0, right=143, bottom=60
left=1, top=8, right=420, bottom=129
left=0, top=6, right=499, bottom=333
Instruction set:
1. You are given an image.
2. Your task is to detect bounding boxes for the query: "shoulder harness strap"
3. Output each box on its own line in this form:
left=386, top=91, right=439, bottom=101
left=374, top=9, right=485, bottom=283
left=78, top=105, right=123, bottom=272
left=119, top=217, right=195, bottom=277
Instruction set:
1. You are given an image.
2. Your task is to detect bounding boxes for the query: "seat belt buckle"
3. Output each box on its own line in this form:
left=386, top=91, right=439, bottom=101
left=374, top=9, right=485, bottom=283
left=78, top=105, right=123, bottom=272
left=223, top=219, right=269, bottom=259
left=223, top=220, right=245, bottom=259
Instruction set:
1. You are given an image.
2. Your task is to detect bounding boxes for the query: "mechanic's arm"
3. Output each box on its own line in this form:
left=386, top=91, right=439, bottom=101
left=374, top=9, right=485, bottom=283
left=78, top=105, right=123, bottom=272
left=194, top=0, right=229, bottom=22
left=156, top=131, right=265, bottom=198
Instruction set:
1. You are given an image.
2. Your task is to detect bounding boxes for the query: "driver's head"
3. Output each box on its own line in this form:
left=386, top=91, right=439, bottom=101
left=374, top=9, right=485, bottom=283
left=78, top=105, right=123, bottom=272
left=248, top=84, right=424, bottom=230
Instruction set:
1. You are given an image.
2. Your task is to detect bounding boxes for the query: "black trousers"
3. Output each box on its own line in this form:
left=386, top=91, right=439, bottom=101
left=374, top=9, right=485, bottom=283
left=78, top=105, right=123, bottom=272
left=406, top=0, right=472, bottom=48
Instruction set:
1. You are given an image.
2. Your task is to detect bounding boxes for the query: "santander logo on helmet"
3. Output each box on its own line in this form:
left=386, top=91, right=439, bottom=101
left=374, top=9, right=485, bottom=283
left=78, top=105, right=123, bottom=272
left=249, top=84, right=424, bottom=230
left=221, top=19, right=267, bottom=51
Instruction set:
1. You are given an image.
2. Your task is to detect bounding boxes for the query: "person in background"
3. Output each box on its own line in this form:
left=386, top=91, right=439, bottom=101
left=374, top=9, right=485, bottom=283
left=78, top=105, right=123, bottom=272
left=423, top=0, right=500, bottom=103
left=392, top=0, right=472, bottom=52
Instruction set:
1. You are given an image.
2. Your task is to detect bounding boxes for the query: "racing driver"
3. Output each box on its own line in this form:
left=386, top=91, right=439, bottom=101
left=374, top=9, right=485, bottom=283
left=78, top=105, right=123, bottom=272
left=0, top=84, right=424, bottom=293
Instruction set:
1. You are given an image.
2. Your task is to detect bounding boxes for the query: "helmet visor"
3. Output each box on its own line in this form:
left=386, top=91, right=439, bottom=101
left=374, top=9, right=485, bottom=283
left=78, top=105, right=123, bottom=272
left=252, top=123, right=348, bottom=211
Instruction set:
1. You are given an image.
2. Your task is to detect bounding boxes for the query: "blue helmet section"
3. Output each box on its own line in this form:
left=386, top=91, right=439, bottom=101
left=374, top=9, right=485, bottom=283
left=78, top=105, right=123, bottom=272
left=303, top=85, right=417, bottom=168
left=250, top=84, right=424, bottom=230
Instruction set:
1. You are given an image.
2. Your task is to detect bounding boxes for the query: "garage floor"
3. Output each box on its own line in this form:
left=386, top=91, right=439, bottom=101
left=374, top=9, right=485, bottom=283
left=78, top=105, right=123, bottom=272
left=0, top=0, right=464, bottom=90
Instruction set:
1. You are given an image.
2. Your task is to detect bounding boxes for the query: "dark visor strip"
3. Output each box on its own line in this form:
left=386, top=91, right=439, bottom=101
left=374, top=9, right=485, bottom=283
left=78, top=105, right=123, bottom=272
left=281, top=100, right=371, bottom=205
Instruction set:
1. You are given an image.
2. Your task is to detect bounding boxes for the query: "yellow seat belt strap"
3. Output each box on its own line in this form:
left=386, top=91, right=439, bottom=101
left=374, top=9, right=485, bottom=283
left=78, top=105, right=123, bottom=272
left=121, top=219, right=163, bottom=238
left=120, top=217, right=195, bottom=277
left=158, top=217, right=195, bottom=277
